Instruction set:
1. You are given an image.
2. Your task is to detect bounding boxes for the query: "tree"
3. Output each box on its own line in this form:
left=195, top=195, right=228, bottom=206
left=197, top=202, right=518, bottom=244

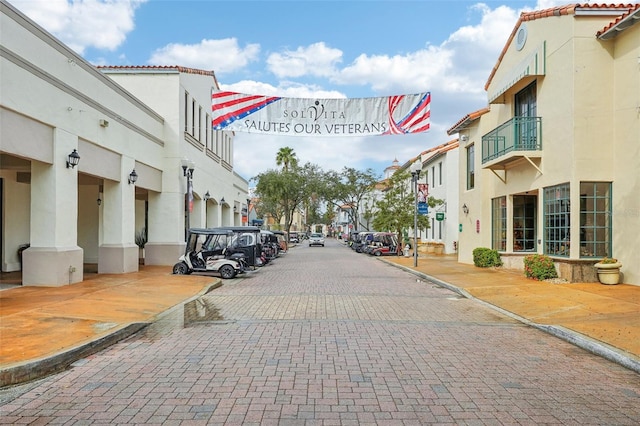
left=253, top=196, right=284, bottom=229
left=275, top=146, right=298, bottom=172
left=318, top=167, right=379, bottom=231
left=253, top=162, right=322, bottom=235
left=372, top=170, right=442, bottom=245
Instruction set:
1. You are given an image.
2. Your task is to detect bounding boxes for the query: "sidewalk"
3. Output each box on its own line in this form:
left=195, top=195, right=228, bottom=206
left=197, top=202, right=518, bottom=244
left=383, top=254, right=640, bottom=374
left=1, top=256, right=639, bottom=388
left=0, top=266, right=219, bottom=387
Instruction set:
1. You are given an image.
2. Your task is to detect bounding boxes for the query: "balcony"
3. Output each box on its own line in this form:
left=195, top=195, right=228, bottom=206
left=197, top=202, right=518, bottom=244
left=482, top=117, right=542, bottom=170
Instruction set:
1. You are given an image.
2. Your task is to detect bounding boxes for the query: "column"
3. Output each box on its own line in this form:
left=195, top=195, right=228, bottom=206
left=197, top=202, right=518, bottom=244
left=22, top=130, right=83, bottom=286
left=98, top=157, right=138, bottom=273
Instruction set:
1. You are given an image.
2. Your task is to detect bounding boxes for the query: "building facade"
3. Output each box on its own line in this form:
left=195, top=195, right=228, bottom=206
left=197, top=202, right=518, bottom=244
left=399, top=141, right=460, bottom=254
left=0, top=1, right=248, bottom=285
left=449, top=4, right=640, bottom=284
left=417, top=140, right=460, bottom=254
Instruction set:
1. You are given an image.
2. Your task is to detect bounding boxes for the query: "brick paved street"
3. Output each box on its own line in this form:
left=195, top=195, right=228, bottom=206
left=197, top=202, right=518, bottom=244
left=1, top=239, right=639, bottom=425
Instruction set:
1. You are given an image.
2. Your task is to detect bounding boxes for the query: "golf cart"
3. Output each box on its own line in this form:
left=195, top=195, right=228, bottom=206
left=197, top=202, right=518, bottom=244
left=173, top=228, right=246, bottom=279
left=217, top=226, right=263, bottom=268
left=369, top=232, right=399, bottom=256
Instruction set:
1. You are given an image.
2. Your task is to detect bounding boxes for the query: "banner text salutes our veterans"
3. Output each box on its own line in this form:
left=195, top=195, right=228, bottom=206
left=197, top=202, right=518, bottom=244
left=243, top=120, right=388, bottom=135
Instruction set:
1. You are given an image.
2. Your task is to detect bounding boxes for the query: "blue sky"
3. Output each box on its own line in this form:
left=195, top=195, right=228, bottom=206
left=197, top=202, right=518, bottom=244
left=8, top=0, right=571, bottom=182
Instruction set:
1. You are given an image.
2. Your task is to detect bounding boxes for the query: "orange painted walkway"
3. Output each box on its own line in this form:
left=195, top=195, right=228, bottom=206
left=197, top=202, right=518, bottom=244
left=1, top=256, right=639, bottom=387
left=0, top=266, right=218, bottom=387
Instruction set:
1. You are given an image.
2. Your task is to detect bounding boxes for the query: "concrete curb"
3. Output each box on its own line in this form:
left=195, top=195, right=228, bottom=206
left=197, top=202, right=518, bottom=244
left=0, top=280, right=223, bottom=388
left=380, top=258, right=640, bottom=375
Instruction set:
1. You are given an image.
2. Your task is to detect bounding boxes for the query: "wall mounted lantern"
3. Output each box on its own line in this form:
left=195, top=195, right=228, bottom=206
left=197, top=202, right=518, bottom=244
left=128, top=169, right=138, bottom=184
left=67, top=149, right=80, bottom=168
left=463, top=204, right=469, bottom=215
left=204, top=191, right=211, bottom=202
left=220, top=197, right=225, bottom=204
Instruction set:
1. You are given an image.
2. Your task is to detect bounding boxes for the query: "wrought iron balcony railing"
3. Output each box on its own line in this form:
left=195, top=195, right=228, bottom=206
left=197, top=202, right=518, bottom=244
left=482, top=116, right=542, bottom=164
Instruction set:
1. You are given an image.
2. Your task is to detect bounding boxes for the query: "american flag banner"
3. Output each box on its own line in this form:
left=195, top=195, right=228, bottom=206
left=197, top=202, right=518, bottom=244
left=212, top=91, right=430, bottom=137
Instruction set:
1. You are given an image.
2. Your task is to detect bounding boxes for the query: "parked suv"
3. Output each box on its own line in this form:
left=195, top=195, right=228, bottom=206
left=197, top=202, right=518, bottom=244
left=309, top=233, right=325, bottom=247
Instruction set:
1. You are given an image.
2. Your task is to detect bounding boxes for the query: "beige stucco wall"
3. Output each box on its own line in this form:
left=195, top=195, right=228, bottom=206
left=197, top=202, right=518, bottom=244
left=458, top=11, right=639, bottom=284
left=610, top=21, right=640, bottom=284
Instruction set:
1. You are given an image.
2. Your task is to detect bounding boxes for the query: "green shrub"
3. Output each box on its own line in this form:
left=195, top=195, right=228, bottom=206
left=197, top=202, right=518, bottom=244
left=523, top=254, right=558, bottom=280
left=472, top=247, right=503, bottom=268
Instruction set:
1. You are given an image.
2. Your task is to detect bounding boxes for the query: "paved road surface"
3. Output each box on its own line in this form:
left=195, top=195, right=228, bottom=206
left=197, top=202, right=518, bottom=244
left=2, top=239, right=639, bottom=425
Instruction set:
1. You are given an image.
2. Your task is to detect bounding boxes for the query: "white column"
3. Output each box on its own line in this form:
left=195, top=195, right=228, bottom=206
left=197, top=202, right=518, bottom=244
left=144, top=190, right=186, bottom=266
left=23, top=129, right=83, bottom=286
left=98, top=157, right=138, bottom=273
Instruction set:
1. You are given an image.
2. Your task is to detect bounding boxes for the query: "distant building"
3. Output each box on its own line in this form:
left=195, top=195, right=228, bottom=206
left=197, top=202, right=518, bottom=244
left=401, top=140, right=460, bottom=254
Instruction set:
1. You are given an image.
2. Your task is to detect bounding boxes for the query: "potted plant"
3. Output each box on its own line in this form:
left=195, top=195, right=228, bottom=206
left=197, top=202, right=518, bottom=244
left=135, top=228, right=147, bottom=265
left=593, top=257, right=622, bottom=285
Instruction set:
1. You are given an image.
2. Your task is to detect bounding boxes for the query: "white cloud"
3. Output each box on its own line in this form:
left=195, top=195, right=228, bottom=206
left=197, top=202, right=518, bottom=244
left=266, top=42, right=343, bottom=78
left=148, top=38, right=260, bottom=72
left=221, top=80, right=345, bottom=99
left=331, top=4, right=519, bottom=97
left=8, top=0, right=145, bottom=55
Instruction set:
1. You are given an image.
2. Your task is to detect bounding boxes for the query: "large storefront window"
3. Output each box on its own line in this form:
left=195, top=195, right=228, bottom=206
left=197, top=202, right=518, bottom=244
left=544, top=183, right=570, bottom=257
left=580, top=182, right=612, bottom=258
left=492, top=197, right=506, bottom=251
left=513, top=195, right=536, bottom=251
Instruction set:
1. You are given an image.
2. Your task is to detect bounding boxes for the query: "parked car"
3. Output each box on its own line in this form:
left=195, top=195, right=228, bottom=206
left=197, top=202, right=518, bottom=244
left=309, top=233, right=325, bottom=247
left=288, top=232, right=299, bottom=243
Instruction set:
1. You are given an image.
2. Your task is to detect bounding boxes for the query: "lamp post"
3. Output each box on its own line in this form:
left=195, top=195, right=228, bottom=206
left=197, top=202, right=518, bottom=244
left=410, top=161, right=422, bottom=267
left=246, top=198, right=251, bottom=226
left=181, top=158, right=195, bottom=241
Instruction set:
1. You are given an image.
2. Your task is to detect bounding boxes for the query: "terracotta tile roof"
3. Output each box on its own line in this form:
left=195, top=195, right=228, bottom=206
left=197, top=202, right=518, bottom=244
left=447, top=107, right=491, bottom=135
left=98, top=65, right=220, bottom=89
left=399, top=138, right=460, bottom=171
left=484, top=3, right=638, bottom=91
left=597, top=3, right=640, bottom=38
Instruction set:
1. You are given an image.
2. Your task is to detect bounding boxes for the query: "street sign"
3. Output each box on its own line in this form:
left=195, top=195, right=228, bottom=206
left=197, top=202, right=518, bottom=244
left=436, top=212, right=445, bottom=221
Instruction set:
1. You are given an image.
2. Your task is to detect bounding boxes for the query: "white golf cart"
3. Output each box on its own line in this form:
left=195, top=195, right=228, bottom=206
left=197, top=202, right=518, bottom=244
left=172, top=228, right=245, bottom=279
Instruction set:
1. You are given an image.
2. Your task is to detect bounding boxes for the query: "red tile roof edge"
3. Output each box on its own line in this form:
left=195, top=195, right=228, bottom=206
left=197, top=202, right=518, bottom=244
left=98, top=65, right=220, bottom=88
left=447, top=107, right=491, bottom=135
left=484, top=3, right=637, bottom=91
left=597, top=3, right=640, bottom=37
left=399, top=139, right=460, bottom=171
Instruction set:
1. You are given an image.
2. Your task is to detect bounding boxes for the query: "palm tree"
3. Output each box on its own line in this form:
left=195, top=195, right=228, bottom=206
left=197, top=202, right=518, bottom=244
left=275, top=146, right=298, bottom=171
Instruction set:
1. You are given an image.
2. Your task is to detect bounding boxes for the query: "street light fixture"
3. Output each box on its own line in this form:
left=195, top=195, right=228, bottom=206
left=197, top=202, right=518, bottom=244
left=181, top=158, right=195, bottom=241
left=246, top=197, right=251, bottom=226
left=410, top=161, right=422, bottom=267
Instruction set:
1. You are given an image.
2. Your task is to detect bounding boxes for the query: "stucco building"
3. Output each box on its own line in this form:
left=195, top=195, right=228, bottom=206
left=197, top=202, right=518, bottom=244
left=448, top=3, right=639, bottom=284
left=0, top=1, right=248, bottom=285
left=399, top=140, right=460, bottom=254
